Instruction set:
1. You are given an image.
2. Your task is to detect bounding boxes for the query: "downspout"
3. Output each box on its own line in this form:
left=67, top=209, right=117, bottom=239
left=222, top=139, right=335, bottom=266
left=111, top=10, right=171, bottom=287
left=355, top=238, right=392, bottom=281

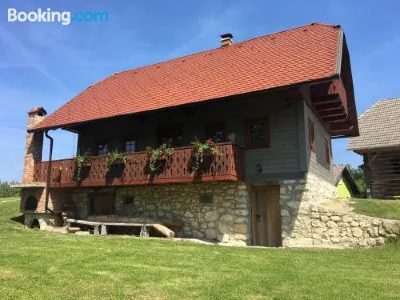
left=44, top=130, right=55, bottom=213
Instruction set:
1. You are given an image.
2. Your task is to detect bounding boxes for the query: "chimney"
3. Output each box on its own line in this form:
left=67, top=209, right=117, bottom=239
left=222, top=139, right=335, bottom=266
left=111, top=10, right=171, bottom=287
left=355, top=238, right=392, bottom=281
left=220, top=33, right=233, bottom=47
left=22, top=107, right=47, bottom=183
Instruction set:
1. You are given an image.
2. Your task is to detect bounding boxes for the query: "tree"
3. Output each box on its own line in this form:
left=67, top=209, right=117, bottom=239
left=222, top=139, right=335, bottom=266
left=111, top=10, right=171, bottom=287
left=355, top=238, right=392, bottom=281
left=0, top=181, right=20, bottom=197
left=347, top=165, right=366, bottom=198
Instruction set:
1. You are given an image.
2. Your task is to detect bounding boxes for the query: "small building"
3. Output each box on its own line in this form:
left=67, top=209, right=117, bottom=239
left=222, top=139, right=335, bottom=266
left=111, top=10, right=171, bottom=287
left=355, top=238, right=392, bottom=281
left=332, top=164, right=360, bottom=198
left=16, top=23, right=359, bottom=247
left=348, top=98, right=400, bottom=199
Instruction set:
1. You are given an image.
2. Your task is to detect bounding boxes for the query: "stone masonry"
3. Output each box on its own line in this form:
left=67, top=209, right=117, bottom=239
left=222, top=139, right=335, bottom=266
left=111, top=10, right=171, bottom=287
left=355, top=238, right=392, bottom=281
left=67, top=182, right=251, bottom=245
left=280, top=172, right=400, bottom=247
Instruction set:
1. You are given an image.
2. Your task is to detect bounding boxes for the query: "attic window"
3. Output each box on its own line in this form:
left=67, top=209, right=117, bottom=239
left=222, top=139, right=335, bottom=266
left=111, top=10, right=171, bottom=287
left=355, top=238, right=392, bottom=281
left=308, top=118, right=316, bottom=152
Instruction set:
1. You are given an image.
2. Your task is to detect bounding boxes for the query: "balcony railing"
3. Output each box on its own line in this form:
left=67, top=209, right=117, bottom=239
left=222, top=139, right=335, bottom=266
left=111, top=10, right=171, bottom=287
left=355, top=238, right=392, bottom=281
left=34, top=143, right=244, bottom=188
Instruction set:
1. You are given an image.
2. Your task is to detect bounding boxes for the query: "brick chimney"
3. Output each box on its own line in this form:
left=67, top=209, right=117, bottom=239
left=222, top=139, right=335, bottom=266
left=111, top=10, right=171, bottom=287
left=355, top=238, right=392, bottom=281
left=220, top=33, right=233, bottom=47
left=22, top=107, right=47, bottom=183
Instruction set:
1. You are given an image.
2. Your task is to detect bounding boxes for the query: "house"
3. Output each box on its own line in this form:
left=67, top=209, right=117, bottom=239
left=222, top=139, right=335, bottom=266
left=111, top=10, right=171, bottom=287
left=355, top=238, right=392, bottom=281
left=332, top=164, right=360, bottom=198
left=348, top=98, right=400, bottom=199
left=17, top=23, right=358, bottom=247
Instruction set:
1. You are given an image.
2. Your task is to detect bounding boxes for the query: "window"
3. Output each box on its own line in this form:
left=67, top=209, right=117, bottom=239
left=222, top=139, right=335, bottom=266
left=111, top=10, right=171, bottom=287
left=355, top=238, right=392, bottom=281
left=245, top=117, right=270, bottom=148
left=123, top=196, right=134, bottom=205
left=199, top=193, right=213, bottom=205
left=90, top=193, right=114, bottom=215
left=205, top=122, right=225, bottom=143
left=325, top=138, right=331, bottom=164
left=97, top=142, right=108, bottom=156
left=125, top=140, right=136, bottom=154
left=157, top=123, right=183, bottom=147
left=308, top=118, right=316, bottom=152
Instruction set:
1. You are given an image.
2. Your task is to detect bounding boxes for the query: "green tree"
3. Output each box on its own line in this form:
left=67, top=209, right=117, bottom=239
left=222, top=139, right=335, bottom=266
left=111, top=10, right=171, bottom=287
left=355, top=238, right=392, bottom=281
left=0, top=181, right=20, bottom=197
left=347, top=165, right=366, bottom=197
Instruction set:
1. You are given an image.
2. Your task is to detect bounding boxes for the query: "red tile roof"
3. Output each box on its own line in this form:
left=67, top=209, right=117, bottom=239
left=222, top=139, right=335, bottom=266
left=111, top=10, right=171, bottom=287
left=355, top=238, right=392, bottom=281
left=33, top=23, right=342, bottom=131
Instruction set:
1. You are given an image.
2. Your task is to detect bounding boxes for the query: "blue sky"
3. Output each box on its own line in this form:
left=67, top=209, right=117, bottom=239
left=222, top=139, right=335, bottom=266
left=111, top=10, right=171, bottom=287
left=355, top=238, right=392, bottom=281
left=0, top=0, right=399, bottom=181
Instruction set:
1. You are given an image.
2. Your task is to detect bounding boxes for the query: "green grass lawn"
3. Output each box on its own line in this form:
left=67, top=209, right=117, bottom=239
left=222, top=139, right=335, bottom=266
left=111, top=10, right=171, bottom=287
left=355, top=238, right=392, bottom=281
left=0, top=197, right=399, bottom=300
left=350, top=198, right=400, bottom=220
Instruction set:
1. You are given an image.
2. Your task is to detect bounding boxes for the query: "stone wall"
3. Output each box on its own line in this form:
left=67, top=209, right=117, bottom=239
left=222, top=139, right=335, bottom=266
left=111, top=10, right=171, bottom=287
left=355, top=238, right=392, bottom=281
left=285, top=204, right=400, bottom=248
left=65, top=182, right=251, bottom=245
left=279, top=172, right=399, bottom=248
left=115, top=182, right=251, bottom=245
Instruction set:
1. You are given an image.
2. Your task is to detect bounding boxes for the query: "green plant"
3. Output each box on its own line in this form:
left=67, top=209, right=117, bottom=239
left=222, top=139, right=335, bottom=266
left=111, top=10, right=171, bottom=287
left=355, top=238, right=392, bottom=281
left=74, top=151, right=92, bottom=182
left=106, top=150, right=127, bottom=172
left=146, top=144, right=174, bottom=172
left=190, top=138, right=221, bottom=172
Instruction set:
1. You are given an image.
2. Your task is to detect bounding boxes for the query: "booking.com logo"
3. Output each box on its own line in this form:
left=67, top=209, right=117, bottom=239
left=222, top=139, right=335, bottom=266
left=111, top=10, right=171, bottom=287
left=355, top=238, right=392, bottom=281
left=7, top=8, right=109, bottom=25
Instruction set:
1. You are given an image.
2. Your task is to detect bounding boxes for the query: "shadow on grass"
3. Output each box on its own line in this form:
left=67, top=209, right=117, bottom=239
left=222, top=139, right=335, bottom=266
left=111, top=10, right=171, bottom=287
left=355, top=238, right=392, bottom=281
left=10, top=214, right=24, bottom=225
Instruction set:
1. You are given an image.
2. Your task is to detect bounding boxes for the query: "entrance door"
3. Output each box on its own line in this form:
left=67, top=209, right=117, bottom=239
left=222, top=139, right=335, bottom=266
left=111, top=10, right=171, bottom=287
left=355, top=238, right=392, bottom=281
left=251, top=185, right=282, bottom=247
left=90, top=193, right=115, bottom=215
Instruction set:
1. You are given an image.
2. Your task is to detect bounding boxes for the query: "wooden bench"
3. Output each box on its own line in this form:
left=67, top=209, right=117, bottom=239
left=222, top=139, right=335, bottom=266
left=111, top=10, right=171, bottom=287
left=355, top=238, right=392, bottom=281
left=66, top=219, right=175, bottom=238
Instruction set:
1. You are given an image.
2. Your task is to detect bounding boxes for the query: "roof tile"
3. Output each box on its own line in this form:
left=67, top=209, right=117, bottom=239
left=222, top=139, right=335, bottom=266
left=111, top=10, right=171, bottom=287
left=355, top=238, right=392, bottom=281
left=34, top=23, right=341, bottom=131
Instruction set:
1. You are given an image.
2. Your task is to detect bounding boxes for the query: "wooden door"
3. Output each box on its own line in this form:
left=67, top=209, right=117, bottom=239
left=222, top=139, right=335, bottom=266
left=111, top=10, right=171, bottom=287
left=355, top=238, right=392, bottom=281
left=90, top=193, right=115, bottom=215
left=251, top=185, right=282, bottom=247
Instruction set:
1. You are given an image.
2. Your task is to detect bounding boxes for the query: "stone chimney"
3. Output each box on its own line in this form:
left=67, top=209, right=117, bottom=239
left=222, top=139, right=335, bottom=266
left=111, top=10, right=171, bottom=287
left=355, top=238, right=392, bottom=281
left=220, top=33, right=233, bottom=47
left=22, top=107, right=47, bottom=183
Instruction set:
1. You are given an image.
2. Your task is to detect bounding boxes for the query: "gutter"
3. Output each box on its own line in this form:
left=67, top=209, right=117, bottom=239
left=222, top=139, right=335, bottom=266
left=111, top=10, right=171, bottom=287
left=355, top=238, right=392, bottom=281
left=44, top=130, right=56, bottom=214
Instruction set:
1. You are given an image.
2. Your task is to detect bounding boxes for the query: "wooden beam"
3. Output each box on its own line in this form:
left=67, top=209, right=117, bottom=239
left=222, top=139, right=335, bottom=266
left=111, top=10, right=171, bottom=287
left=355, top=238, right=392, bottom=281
left=326, top=119, right=348, bottom=124
left=313, top=99, right=341, bottom=107
left=322, top=113, right=347, bottom=120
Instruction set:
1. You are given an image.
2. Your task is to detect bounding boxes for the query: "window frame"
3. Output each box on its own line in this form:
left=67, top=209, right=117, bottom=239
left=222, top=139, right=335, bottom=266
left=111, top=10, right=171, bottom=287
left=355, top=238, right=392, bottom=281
left=308, top=118, right=316, bottom=152
left=124, top=139, right=137, bottom=154
left=244, top=117, right=270, bottom=149
left=325, top=137, right=331, bottom=164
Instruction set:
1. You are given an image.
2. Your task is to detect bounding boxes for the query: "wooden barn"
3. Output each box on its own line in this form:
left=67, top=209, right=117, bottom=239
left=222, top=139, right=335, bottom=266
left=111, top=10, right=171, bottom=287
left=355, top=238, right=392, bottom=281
left=348, top=98, right=400, bottom=199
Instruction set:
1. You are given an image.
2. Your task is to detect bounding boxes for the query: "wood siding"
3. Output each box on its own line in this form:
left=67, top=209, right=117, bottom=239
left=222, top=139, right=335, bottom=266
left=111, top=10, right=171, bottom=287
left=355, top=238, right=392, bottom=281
left=304, top=104, right=334, bottom=184
left=365, top=150, right=400, bottom=199
left=77, top=94, right=302, bottom=181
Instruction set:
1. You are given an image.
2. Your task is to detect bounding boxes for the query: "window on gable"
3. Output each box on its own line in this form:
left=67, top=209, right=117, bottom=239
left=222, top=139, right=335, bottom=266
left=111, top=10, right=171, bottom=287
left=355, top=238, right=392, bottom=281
left=125, top=140, right=136, bottom=154
left=308, top=118, right=316, bottom=152
left=157, top=123, right=183, bottom=147
left=325, top=138, right=331, bottom=164
left=245, top=117, right=270, bottom=148
left=97, top=142, right=108, bottom=156
left=205, top=122, right=225, bottom=143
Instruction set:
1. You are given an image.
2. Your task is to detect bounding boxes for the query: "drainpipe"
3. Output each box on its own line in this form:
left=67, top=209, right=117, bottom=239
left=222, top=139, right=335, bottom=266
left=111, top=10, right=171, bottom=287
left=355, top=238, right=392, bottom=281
left=44, top=130, right=54, bottom=213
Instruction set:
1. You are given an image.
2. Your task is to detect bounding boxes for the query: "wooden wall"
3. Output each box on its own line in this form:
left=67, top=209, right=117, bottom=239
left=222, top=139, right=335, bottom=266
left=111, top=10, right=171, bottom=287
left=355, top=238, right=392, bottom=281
left=365, top=150, right=400, bottom=199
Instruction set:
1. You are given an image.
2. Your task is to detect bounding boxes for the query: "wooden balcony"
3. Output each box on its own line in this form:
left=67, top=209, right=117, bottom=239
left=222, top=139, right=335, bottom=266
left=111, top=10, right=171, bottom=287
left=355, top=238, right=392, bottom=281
left=33, top=143, right=244, bottom=188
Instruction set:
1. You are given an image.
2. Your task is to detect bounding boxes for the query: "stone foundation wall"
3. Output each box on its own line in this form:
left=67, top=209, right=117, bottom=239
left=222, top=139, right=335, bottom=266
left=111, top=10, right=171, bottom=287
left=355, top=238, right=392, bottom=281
left=115, top=182, right=251, bottom=245
left=64, top=182, right=251, bottom=245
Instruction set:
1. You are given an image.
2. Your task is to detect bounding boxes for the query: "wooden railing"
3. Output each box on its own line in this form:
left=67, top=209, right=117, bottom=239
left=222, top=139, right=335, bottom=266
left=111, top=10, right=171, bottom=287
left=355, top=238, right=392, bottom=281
left=34, top=143, right=244, bottom=188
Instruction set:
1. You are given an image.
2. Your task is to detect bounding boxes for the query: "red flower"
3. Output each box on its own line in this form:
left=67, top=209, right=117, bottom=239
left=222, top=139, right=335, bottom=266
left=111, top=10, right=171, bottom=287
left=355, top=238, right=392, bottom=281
left=206, top=138, right=214, bottom=146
